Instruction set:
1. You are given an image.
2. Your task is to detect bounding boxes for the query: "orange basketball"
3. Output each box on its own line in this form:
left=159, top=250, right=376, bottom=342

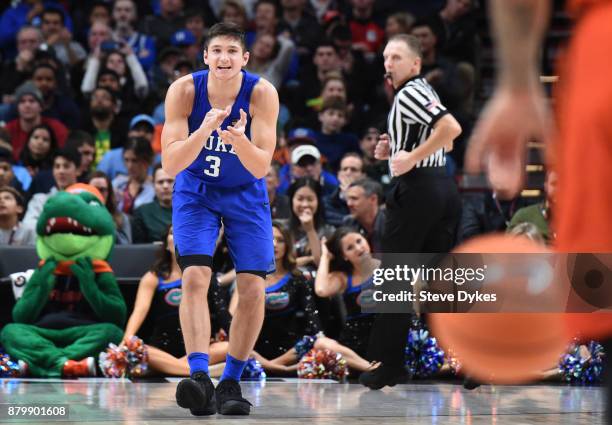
left=428, top=233, right=568, bottom=384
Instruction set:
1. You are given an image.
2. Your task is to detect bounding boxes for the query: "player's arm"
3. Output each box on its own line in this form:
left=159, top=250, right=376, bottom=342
left=161, top=76, right=228, bottom=177
left=222, top=79, right=279, bottom=179
left=491, top=0, right=550, bottom=90
left=464, top=0, right=551, bottom=197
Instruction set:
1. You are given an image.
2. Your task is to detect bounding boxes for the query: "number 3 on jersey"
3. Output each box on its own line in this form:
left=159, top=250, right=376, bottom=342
left=204, top=155, right=221, bottom=177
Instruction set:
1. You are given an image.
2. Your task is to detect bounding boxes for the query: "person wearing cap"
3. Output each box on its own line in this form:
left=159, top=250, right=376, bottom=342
left=96, top=114, right=156, bottom=181
left=171, top=29, right=201, bottom=67
left=149, top=46, right=185, bottom=100
left=0, top=186, right=36, bottom=246
left=276, top=139, right=338, bottom=198
left=4, top=82, right=68, bottom=161
left=112, top=0, right=156, bottom=72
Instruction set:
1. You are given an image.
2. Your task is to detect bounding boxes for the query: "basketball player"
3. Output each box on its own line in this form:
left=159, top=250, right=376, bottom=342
left=465, top=1, right=611, bottom=422
left=161, top=23, right=279, bottom=416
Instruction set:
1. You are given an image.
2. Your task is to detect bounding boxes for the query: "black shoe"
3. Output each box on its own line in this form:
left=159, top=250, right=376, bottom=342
left=359, top=364, right=408, bottom=390
left=215, top=379, right=252, bottom=415
left=462, top=377, right=481, bottom=390
left=175, top=372, right=216, bottom=416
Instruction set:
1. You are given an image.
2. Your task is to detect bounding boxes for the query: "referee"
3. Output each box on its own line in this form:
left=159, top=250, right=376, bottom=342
left=360, top=34, right=462, bottom=389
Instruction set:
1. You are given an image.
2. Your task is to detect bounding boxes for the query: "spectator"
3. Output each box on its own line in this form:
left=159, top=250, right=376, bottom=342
left=347, top=0, right=385, bottom=57
left=219, top=0, right=250, bottom=34
left=245, top=33, right=296, bottom=89
left=287, top=177, right=335, bottom=267
left=88, top=171, right=132, bottom=244
left=277, top=139, right=339, bottom=197
left=254, top=0, right=281, bottom=37
left=141, top=0, right=186, bottom=50
left=385, top=12, right=415, bottom=38
left=328, top=24, right=380, bottom=113
left=112, top=137, right=155, bottom=215
left=0, top=26, right=43, bottom=112
left=266, top=163, right=291, bottom=219
left=309, top=0, right=341, bottom=22
left=359, top=126, right=391, bottom=188
left=31, top=63, right=81, bottom=126
left=97, top=114, right=155, bottom=180
left=152, top=60, right=194, bottom=125
left=314, top=97, right=360, bottom=172
left=39, top=7, right=87, bottom=67
left=18, top=123, right=57, bottom=178
left=342, top=178, right=385, bottom=253
left=291, top=40, right=342, bottom=114
left=0, top=132, right=31, bottom=193
left=4, top=83, right=68, bottom=161
left=0, top=186, right=36, bottom=246
left=170, top=29, right=201, bottom=68
left=509, top=171, right=557, bottom=243
left=81, top=87, right=129, bottom=165
left=212, top=0, right=257, bottom=21
left=0, top=146, right=27, bottom=194
left=149, top=46, right=185, bottom=102
left=184, top=9, right=208, bottom=48
left=433, top=0, right=479, bottom=65
left=131, top=163, right=174, bottom=243
left=88, top=1, right=112, bottom=26
left=81, top=46, right=149, bottom=101
left=64, top=130, right=96, bottom=182
left=0, top=1, right=73, bottom=57
left=86, top=20, right=113, bottom=56
left=112, top=0, right=157, bottom=72
left=411, top=19, right=474, bottom=117
left=457, top=190, right=526, bottom=243
left=23, top=147, right=80, bottom=227
left=324, top=152, right=365, bottom=226
left=279, top=0, right=323, bottom=58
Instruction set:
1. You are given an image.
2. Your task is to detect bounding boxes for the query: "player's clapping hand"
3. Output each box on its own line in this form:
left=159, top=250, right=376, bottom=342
left=201, top=106, right=231, bottom=133
left=374, top=133, right=391, bottom=160
left=217, top=108, right=248, bottom=146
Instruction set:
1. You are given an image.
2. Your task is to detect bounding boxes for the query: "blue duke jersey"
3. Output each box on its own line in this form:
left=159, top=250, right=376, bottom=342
left=183, top=69, right=260, bottom=187
left=172, top=68, right=274, bottom=274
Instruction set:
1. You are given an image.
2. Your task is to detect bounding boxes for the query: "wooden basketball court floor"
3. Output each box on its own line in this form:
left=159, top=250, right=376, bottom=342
left=0, top=377, right=605, bottom=424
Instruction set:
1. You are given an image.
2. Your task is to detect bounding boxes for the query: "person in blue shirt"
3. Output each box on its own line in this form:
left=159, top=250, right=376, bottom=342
left=0, top=1, right=73, bottom=58
left=161, top=23, right=279, bottom=416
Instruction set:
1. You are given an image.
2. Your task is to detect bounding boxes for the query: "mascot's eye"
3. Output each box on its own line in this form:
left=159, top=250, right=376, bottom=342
left=88, top=200, right=101, bottom=206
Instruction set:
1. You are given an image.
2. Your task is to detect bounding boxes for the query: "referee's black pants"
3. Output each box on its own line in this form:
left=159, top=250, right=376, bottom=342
left=367, top=167, right=462, bottom=367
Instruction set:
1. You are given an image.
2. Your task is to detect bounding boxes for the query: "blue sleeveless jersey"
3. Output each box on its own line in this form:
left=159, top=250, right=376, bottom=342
left=180, top=69, right=261, bottom=188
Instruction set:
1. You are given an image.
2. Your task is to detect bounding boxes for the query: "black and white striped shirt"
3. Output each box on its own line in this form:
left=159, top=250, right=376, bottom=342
left=387, top=77, right=449, bottom=171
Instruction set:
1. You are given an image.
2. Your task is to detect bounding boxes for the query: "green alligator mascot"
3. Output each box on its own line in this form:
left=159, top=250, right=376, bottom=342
left=0, top=184, right=126, bottom=378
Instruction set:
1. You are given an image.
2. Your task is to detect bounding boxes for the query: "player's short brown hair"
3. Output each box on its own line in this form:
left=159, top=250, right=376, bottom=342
left=205, top=22, right=246, bottom=52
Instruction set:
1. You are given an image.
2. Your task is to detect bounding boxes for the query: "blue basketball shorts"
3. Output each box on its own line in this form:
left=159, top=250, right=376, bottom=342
left=172, top=172, right=275, bottom=276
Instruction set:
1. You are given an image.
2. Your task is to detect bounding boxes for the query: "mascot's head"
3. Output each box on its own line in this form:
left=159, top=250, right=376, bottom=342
left=36, top=183, right=115, bottom=261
